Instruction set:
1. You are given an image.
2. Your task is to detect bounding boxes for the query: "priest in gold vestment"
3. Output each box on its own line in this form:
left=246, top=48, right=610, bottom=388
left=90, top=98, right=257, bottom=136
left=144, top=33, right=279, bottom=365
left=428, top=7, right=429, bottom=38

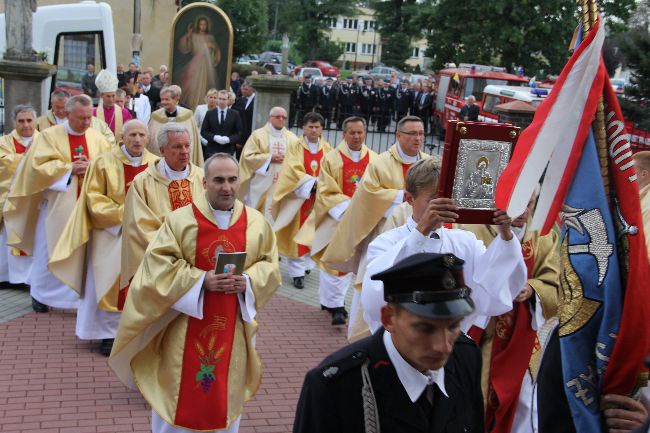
left=36, top=89, right=116, bottom=146
left=120, top=123, right=205, bottom=298
left=0, top=105, right=39, bottom=288
left=300, top=117, right=377, bottom=326
left=271, top=112, right=331, bottom=289
left=49, top=120, right=158, bottom=356
left=147, top=85, right=204, bottom=167
left=238, top=106, right=298, bottom=222
left=110, top=153, right=280, bottom=433
left=4, top=95, right=111, bottom=312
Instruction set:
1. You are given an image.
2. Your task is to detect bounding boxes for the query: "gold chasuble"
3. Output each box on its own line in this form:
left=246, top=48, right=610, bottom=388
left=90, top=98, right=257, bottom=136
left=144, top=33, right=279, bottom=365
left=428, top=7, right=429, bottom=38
left=3, top=125, right=111, bottom=256
left=120, top=161, right=204, bottom=294
left=321, top=143, right=428, bottom=273
left=0, top=130, right=39, bottom=226
left=49, top=147, right=159, bottom=308
left=109, top=196, right=280, bottom=431
left=36, top=110, right=116, bottom=147
left=147, top=107, right=204, bottom=167
left=238, top=125, right=299, bottom=217
left=640, top=183, right=650, bottom=261
left=297, top=141, right=376, bottom=273
left=271, top=136, right=332, bottom=259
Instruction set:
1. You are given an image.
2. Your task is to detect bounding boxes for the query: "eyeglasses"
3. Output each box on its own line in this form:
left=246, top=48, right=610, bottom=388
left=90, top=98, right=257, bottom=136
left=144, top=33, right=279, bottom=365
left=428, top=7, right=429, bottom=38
left=398, top=130, right=425, bottom=137
left=271, top=115, right=287, bottom=119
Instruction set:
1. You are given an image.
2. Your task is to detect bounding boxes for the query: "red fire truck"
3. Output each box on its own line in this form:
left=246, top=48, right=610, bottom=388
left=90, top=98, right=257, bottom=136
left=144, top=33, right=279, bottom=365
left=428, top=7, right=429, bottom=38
left=433, top=64, right=528, bottom=137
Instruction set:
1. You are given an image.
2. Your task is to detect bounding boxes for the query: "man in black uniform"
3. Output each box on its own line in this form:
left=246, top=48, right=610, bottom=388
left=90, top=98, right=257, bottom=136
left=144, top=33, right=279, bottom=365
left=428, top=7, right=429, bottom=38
left=395, top=80, right=413, bottom=122
left=296, top=75, right=319, bottom=128
left=294, top=252, right=484, bottom=433
left=359, top=77, right=377, bottom=130
left=336, top=78, right=358, bottom=128
left=377, top=80, right=395, bottom=133
left=459, top=95, right=480, bottom=121
left=318, top=77, right=337, bottom=129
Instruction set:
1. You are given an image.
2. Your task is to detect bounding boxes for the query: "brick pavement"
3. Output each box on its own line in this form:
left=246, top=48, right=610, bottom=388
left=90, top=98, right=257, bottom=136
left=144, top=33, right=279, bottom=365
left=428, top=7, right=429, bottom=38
left=0, top=263, right=354, bottom=433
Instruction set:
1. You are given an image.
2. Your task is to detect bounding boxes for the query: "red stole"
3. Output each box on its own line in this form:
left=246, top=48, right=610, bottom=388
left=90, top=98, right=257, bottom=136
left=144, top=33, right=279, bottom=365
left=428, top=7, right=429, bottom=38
left=69, top=134, right=89, bottom=197
left=115, top=162, right=150, bottom=311
left=484, top=238, right=538, bottom=433
left=174, top=205, right=246, bottom=430
left=340, top=150, right=370, bottom=198
left=297, top=147, right=323, bottom=256
left=12, top=137, right=26, bottom=154
left=401, top=162, right=411, bottom=184
left=168, top=179, right=193, bottom=210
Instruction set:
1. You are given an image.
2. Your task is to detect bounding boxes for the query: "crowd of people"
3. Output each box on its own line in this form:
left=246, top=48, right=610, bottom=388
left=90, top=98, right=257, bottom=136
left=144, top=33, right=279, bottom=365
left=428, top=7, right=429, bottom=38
left=0, top=63, right=648, bottom=433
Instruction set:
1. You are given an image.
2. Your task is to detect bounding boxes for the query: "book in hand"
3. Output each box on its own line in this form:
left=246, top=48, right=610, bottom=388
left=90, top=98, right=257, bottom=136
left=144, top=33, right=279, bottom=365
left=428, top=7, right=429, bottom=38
left=215, top=252, right=247, bottom=275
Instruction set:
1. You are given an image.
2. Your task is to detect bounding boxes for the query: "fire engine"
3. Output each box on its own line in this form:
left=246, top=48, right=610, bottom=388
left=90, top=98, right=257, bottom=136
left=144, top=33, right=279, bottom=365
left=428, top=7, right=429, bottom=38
left=433, top=64, right=528, bottom=137
left=478, top=85, right=550, bottom=122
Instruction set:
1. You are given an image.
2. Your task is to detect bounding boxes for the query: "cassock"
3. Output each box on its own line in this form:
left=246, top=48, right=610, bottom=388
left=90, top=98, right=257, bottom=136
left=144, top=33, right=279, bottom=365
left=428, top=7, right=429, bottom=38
left=361, top=218, right=526, bottom=338
left=0, top=129, right=38, bottom=284
left=36, top=110, right=116, bottom=146
left=128, top=94, right=152, bottom=125
left=321, top=143, right=428, bottom=339
left=640, top=183, right=650, bottom=261
left=3, top=123, right=111, bottom=308
left=94, top=104, right=133, bottom=143
left=147, top=107, right=204, bottom=167
left=237, top=124, right=299, bottom=221
left=49, top=146, right=158, bottom=340
left=109, top=195, right=280, bottom=433
left=293, top=329, right=484, bottom=433
left=271, top=136, right=331, bottom=277
left=295, top=141, right=377, bottom=310
left=120, top=160, right=205, bottom=296
left=460, top=223, right=559, bottom=433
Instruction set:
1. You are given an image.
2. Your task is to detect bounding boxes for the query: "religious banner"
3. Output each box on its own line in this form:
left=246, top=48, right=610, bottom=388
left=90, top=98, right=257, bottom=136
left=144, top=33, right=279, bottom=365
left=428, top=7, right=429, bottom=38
left=170, top=3, right=233, bottom=110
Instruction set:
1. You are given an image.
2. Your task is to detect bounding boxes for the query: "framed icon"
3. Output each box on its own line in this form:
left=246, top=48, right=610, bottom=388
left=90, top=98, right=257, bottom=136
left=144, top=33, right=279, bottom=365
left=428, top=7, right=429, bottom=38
left=438, top=120, right=520, bottom=224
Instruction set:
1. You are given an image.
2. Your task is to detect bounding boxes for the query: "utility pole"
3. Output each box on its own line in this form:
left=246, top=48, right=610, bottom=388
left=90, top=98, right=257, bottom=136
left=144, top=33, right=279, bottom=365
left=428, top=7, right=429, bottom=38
left=131, top=0, right=142, bottom=68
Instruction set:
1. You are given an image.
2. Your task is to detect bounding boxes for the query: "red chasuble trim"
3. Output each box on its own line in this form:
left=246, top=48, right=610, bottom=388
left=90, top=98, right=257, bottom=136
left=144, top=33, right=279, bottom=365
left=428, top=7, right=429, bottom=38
left=168, top=179, right=193, bottom=210
left=401, top=162, right=412, bottom=185
left=12, top=137, right=26, bottom=154
left=485, top=238, right=538, bottom=433
left=174, top=204, right=247, bottom=430
left=298, top=148, right=323, bottom=257
left=340, top=150, right=370, bottom=198
left=68, top=134, right=89, bottom=197
left=123, top=163, right=148, bottom=194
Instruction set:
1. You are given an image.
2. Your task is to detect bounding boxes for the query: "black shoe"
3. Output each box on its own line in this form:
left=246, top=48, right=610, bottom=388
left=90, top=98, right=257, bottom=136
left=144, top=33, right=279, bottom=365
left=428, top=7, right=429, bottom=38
left=100, top=339, right=114, bottom=357
left=305, top=269, right=311, bottom=275
left=331, top=308, right=347, bottom=326
left=292, top=277, right=304, bottom=289
left=31, top=297, right=49, bottom=313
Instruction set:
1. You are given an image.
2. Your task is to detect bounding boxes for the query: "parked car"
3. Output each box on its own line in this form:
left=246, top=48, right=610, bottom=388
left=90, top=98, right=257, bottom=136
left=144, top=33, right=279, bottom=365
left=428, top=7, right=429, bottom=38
left=261, top=62, right=297, bottom=75
left=297, top=60, right=339, bottom=77
left=355, top=66, right=403, bottom=81
left=236, top=54, right=256, bottom=64
left=258, top=51, right=283, bottom=64
left=295, top=67, right=323, bottom=80
left=611, top=78, right=625, bottom=94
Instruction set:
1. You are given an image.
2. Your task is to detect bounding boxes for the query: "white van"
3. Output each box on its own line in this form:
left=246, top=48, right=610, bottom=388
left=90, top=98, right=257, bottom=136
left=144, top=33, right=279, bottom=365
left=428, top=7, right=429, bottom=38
left=0, top=1, right=116, bottom=120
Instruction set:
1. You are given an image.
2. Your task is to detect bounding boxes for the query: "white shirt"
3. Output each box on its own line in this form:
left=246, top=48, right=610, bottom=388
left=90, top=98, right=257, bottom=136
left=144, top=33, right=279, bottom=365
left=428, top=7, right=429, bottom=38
left=361, top=217, right=526, bottom=334
left=245, top=93, right=255, bottom=110
left=217, top=108, right=228, bottom=124
left=349, top=149, right=361, bottom=163
left=158, top=158, right=189, bottom=180
left=396, top=143, right=419, bottom=163
left=383, top=330, right=448, bottom=402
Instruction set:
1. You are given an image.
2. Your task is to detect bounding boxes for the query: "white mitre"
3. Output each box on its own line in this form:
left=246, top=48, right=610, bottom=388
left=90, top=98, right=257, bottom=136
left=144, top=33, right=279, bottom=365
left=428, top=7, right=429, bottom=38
left=95, top=69, right=118, bottom=94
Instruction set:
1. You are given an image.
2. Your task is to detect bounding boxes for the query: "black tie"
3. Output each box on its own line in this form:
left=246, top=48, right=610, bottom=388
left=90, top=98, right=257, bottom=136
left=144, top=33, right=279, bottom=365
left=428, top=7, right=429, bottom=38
left=220, top=110, right=225, bottom=125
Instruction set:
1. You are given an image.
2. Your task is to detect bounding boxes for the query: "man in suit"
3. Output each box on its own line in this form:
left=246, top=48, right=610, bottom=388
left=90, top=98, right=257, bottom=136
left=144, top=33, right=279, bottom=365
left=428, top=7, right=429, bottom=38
left=460, top=95, right=480, bottom=121
left=233, top=82, right=256, bottom=160
left=294, top=252, right=484, bottom=433
left=416, top=84, right=433, bottom=134
left=201, top=89, right=242, bottom=157
left=140, top=72, right=161, bottom=113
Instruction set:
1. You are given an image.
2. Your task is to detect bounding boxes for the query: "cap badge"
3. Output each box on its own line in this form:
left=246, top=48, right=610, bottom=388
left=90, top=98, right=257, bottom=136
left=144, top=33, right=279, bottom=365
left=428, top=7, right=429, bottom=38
left=322, top=366, right=339, bottom=378
left=442, top=275, right=456, bottom=290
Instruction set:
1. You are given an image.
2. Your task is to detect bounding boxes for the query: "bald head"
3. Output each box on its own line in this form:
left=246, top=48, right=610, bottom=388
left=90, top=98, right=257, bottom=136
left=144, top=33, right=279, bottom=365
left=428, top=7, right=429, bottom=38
left=269, top=106, right=287, bottom=129
left=634, top=151, right=650, bottom=189
left=122, top=119, right=149, bottom=157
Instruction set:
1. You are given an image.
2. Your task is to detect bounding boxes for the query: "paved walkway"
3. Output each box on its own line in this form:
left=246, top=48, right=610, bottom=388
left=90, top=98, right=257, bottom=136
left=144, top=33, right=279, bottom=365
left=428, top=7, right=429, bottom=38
left=0, top=263, right=354, bottom=433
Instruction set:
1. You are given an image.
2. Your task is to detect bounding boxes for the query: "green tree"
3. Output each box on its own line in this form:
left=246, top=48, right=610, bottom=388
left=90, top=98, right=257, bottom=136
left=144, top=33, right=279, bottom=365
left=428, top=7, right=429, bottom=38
left=181, top=0, right=268, bottom=57
left=618, top=28, right=650, bottom=130
left=290, top=0, right=352, bottom=61
left=382, top=33, right=410, bottom=69
left=371, top=0, right=421, bottom=69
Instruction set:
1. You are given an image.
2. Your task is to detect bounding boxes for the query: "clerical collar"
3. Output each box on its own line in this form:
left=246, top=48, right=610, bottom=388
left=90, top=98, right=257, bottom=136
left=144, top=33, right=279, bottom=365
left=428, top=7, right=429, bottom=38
left=120, top=144, right=144, bottom=167
left=64, top=121, right=85, bottom=136
left=207, top=201, right=234, bottom=230
left=396, top=143, right=419, bottom=163
left=267, top=123, right=284, bottom=136
left=19, top=136, right=33, bottom=146
left=349, top=149, right=361, bottom=163
left=383, top=330, right=448, bottom=402
left=165, top=110, right=178, bottom=118
left=54, top=115, right=66, bottom=125
left=158, top=158, right=188, bottom=180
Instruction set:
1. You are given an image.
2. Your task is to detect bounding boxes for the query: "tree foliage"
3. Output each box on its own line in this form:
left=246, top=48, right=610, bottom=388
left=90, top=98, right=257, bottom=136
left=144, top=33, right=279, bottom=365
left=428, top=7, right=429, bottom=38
left=618, top=28, right=650, bottom=130
left=181, top=0, right=268, bottom=57
left=371, top=0, right=421, bottom=69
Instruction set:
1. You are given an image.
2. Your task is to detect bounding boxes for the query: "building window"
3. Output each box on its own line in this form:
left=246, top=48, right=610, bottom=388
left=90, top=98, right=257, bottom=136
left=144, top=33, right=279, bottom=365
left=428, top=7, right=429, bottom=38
left=345, top=42, right=357, bottom=53
left=330, top=19, right=338, bottom=28
left=361, top=44, right=377, bottom=55
left=364, top=20, right=375, bottom=31
left=343, top=19, right=358, bottom=30
left=412, top=47, right=420, bottom=57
